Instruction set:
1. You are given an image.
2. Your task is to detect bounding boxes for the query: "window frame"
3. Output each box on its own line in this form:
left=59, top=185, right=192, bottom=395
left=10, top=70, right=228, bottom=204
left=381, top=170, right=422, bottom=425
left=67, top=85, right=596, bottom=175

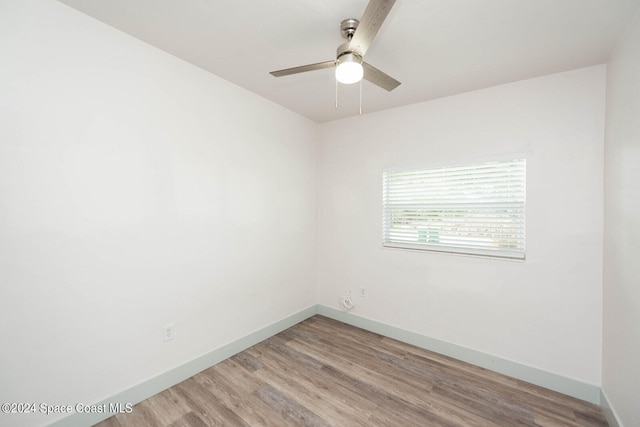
left=382, top=157, right=526, bottom=260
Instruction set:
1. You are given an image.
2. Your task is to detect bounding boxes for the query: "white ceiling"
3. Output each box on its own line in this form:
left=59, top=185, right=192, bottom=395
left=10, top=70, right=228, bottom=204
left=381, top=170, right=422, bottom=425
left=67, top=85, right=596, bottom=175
left=57, top=0, right=640, bottom=123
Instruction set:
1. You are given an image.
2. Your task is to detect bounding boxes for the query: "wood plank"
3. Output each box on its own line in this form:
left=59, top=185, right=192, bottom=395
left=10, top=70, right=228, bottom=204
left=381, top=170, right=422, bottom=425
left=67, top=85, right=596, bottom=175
left=195, top=362, right=298, bottom=427
left=166, top=411, right=209, bottom=427
left=110, top=399, right=161, bottom=427
left=249, top=340, right=373, bottom=424
left=253, top=383, right=332, bottom=427
left=171, top=377, right=247, bottom=426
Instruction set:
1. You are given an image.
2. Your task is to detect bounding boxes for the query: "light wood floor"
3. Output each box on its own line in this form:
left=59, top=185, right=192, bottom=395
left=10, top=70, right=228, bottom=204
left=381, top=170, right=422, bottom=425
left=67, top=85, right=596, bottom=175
left=95, top=315, right=607, bottom=426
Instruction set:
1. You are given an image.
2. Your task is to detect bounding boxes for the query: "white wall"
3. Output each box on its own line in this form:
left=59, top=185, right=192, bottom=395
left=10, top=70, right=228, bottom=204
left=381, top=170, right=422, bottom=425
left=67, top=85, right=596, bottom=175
left=603, top=9, right=640, bottom=427
left=0, top=1, right=317, bottom=426
left=318, top=66, right=605, bottom=386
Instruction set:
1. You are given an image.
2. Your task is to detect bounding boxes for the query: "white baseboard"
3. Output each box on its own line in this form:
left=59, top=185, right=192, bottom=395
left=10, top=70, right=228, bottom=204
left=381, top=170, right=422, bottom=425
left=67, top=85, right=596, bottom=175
left=600, top=388, right=623, bottom=427
left=49, top=305, right=318, bottom=427
left=317, top=305, right=601, bottom=405
left=50, top=304, right=605, bottom=426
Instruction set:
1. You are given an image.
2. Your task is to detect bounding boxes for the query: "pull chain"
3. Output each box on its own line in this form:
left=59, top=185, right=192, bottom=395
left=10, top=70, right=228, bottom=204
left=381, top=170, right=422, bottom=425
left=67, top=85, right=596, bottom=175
left=359, top=78, right=362, bottom=115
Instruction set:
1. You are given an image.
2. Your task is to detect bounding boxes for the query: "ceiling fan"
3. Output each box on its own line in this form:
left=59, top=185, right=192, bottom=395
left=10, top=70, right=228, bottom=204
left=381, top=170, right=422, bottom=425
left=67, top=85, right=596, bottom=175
left=270, top=0, right=401, bottom=92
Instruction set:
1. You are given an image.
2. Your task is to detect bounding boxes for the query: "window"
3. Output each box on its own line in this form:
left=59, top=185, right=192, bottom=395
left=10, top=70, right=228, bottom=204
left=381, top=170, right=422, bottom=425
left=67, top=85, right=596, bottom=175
left=382, top=158, right=526, bottom=259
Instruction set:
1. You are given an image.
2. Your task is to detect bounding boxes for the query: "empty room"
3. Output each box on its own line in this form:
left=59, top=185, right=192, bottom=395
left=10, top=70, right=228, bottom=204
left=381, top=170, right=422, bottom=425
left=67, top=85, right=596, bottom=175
left=1, top=0, right=639, bottom=426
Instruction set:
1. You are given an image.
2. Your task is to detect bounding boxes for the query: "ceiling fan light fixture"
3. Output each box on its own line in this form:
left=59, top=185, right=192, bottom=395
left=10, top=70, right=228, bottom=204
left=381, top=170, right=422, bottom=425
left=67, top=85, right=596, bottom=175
left=335, top=53, right=363, bottom=84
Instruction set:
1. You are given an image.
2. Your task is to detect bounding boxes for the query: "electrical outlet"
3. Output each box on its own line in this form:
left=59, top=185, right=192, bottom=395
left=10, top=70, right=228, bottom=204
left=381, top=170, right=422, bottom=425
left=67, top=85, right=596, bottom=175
left=162, top=323, right=175, bottom=343
left=360, top=286, right=366, bottom=298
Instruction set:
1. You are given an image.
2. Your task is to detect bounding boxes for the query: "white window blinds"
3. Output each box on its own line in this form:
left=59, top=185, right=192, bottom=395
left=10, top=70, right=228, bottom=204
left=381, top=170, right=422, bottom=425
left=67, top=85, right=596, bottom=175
left=382, top=158, right=526, bottom=259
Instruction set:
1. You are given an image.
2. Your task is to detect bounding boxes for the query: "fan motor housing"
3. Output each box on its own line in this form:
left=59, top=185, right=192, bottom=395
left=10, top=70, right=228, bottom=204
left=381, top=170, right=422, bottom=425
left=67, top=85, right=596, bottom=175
left=336, top=44, right=363, bottom=64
